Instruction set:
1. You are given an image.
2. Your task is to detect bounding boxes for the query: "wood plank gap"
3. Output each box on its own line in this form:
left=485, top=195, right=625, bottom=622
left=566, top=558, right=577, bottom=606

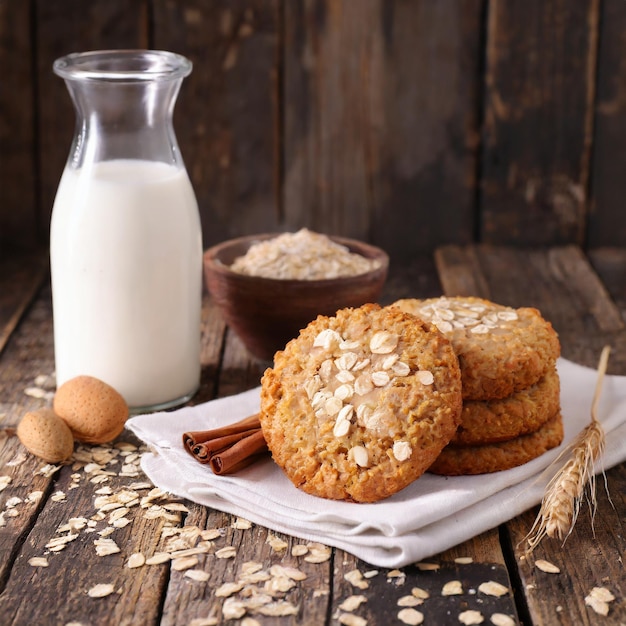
left=497, top=523, right=533, bottom=626
left=472, top=0, right=490, bottom=244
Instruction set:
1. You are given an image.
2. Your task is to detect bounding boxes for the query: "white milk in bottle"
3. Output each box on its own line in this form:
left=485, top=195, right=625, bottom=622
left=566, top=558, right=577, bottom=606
left=51, top=50, right=202, bottom=411
left=50, top=159, right=202, bottom=409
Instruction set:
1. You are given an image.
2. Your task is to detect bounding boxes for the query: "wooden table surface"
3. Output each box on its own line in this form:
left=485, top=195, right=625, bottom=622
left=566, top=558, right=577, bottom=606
left=0, top=244, right=624, bottom=626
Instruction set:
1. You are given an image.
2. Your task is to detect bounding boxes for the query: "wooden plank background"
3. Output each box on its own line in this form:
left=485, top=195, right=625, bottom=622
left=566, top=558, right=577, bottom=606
left=0, top=0, right=625, bottom=263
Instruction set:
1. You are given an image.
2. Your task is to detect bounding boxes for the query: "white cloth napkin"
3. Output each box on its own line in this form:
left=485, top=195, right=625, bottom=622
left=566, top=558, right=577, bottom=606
left=127, top=358, right=626, bottom=568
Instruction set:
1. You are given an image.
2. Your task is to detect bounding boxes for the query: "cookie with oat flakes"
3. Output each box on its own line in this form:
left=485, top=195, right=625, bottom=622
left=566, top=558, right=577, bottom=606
left=452, top=366, right=560, bottom=446
left=390, top=297, right=560, bottom=401
left=428, top=411, right=564, bottom=475
left=259, top=303, right=462, bottom=503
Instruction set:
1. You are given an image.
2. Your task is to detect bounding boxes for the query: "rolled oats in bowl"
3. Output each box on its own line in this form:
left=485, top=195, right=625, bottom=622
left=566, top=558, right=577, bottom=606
left=229, top=229, right=383, bottom=280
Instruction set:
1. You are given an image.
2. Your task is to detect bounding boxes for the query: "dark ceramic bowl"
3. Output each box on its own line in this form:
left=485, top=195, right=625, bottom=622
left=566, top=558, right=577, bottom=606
left=203, top=233, right=389, bottom=361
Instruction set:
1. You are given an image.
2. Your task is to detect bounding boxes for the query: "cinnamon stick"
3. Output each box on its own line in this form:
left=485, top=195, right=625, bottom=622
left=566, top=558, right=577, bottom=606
left=182, top=413, right=268, bottom=475
left=210, top=429, right=268, bottom=475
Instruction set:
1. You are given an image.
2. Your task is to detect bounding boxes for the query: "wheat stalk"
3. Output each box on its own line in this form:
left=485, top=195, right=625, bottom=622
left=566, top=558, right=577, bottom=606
left=524, top=346, right=611, bottom=554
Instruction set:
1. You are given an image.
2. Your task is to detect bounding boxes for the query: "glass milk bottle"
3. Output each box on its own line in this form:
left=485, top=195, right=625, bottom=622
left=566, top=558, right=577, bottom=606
left=50, top=50, right=202, bottom=412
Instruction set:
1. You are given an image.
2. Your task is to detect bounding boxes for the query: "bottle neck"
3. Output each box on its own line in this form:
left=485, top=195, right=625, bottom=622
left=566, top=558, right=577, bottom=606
left=64, top=77, right=184, bottom=169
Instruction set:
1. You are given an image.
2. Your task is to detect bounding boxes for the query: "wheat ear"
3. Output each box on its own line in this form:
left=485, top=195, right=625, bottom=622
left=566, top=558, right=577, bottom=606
left=524, top=346, right=611, bottom=554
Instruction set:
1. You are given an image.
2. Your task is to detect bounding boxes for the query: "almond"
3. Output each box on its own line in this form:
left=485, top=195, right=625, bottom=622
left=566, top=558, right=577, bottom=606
left=54, top=375, right=128, bottom=444
left=17, top=408, right=74, bottom=463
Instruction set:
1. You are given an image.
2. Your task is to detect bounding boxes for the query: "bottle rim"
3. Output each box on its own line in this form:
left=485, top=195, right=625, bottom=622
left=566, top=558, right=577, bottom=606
left=53, top=50, right=192, bottom=82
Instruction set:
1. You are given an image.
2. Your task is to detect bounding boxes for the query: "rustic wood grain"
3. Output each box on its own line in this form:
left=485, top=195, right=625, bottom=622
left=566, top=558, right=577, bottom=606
left=36, top=0, right=149, bottom=241
left=588, top=247, right=626, bottom=324
left=0, top=1, right=37, bottom=251
left=282, top=0, right=482, bottom=259
left=0, top=454, right=172, bottom=625
left=1, top=246, right=625, bottom=625
left=161, top=504, right=331, bottom=625
left=0, top=433, right=54, bottom=591
left=480, top=0, right=600, bottom=246
left=195, top=296, right=229, bottom=406
left=0, top=252, right=48, bottom=357
left=587, top=0, right=626, bottom=248
left=0, top=286, right=55, bottom=427
left=153, top=0, right=280, bottom=249
left=379, top=256, right=442, bottom=305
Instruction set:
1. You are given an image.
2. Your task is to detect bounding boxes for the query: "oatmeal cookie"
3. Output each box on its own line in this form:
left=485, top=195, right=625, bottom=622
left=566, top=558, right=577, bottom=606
left=260, top=303, right=463, bottom=503
left=391, top=297, right=560, bottom=401
left=452, top=366, right=560, bottom=446
left=428, top=411, right=564, bottom=476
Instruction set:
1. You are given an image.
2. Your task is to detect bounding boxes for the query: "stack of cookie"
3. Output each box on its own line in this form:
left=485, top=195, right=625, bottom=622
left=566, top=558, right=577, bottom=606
left=391, top=297, right=562, bottom=475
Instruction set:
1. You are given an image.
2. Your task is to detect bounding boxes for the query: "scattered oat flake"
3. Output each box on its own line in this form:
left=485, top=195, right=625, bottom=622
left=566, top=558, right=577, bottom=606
left=95, top=538, right=120, bottom=556
left=363, top=570, right=379, bottom=579
left=26, top=491, right=43, bottom=504
left=46, top=534, right=79, bottom=549
left=411, top=587, right=430, bottom=600
left=442, top=580, right=463, bottom=596
left=584, top=586, right=615, bottom=616
left=304, top=543, right=331, bottom=563
left=172, top=555, right=199, bottom=571
left=535, top=559, right=560, bottom=574
left=490, top=614, right=516, bottom=626
left=455, top=556, right=473, bottom=564
left=345, top=569, right=369, bottom=590
left=216, top=546, right=237, bottom=559
left=458, top=609, right=484, bottom=624
left=588, top=586, right=615, bottom=603
left=28, top=557, right=49, bottom=567
left=0, top=476, right=11, bottom=491
left=162, top=502, right=189, bottom=512
left=127, top=553, right=145, bottom=569
left=416, top=562, right=440, bottom=571
left=240, top=561, right=264, bottom=575
left=339, top=595, right=367, bottom=611
left=338, top=613, right=367, bottom=626
left=232, top=517, right=252, bottom=529
left=24, top=386, right=49, bottom=399
left=292, top=544, right=309, bottom=556
left=256, top=600, right=299, bottom=617
left=397, top=607, right=424, bottom=625
left=39, top=463, right=61, bottom=478
left=185, top=569, right=210, bottom=582
left=265, top=576, right=296, bottom=594
left=266, top=534, right=288, bottom=552
left=270, top=564, right=307, bottom=581
left=222, top=597, right=246, bottom=620
left=201, top=528, right=222, bottom=541
left=478, top=581, right=509, bottom=597
left=398, top=595, right=423, bottom=607
left=88, top=583, right=115, bottom=598
left=171, top=546, right=209, bottom=558
left=216, top=582, right=245, bottom=597
left=146, top=552, right=171, bottom=565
